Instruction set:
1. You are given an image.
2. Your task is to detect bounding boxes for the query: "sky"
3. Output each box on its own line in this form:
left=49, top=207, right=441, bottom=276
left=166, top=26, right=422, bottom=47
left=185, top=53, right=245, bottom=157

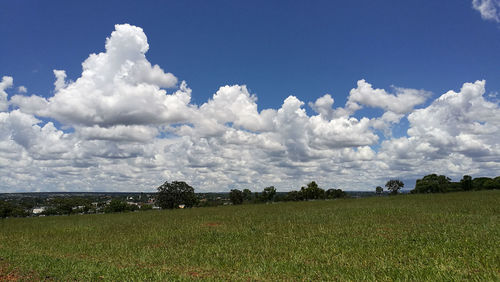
left=1, top=0, right=500, bottom=193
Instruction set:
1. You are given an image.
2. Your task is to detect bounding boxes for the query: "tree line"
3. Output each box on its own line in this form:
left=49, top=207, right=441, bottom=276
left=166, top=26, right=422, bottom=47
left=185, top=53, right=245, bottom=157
left=373, top=175, right=500, bottom=195
left=0, top=194, right=154, bottom=218
left=155, top=180, right=347, bottom=209
left=156, top=174, right=500, bottom=210
left=410, top=174, right=500, bottom=194
left=3, top=174, right=499, bottom=217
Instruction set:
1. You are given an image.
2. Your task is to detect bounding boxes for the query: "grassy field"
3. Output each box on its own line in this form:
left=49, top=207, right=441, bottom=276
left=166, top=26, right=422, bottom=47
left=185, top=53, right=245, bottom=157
left=0, top=191, right=499, bottom=281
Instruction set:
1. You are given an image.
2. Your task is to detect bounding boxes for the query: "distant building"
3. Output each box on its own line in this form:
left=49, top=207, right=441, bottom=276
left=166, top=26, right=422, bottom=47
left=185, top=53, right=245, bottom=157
left=32, top=207, right=46, bottom=214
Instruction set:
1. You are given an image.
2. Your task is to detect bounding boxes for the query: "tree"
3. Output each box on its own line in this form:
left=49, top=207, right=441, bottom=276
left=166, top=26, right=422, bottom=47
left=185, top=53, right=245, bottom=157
left=242, top=189, right=253, bottom=201
left=140, top=204, right=153, bottom=211
left=483, top=178, right=500, bottom=190
left=301, top=181, right=325, bottom=200
left=104, top=199, right=128, bottom=213
left=156, top=181, right=198, bottom=209
left=229, top=189, right=244, bottom=205
left=460, top=175, right=473, bottom=191
left=375, top=186, right=383, bottom=195
left=285, top=190, right=303, bottom=201
left=472, top=177, right=493, bottom=190
left=326, top=188, right=346, bottom=199
left=412, top=174, right=450, bottom=193
left=0, top=201, right=27, bottom=218
left=260, top=186, right=276, bottom=202
left=385, top=179, right=404, bottom=195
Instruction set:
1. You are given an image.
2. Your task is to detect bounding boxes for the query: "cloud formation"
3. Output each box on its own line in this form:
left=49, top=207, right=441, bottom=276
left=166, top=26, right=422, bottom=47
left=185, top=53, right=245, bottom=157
left=1, top=24, right=499, bottom=192
left=473, top=0, right=500, bottom=22
left=0, top=76, right=13, bottom=112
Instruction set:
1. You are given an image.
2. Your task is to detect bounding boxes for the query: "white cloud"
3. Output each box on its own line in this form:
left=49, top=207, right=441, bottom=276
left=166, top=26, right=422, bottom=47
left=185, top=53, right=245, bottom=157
left=78, top=125, right=158, bottom=142
left=473, top=0, right=500, bottom=22
left=197, top=85, right=276, bottom=133
left=370, top=111, right=405, bottom=136
left=406, top=80, right=500, bottom=157
left=378, top=80, right=500, bottom=180
left=346, top=79, right=429, bottom=115
left=10, top=95, right=49, bottom=116
left=53, top=70, right=67, bottom=91
left=11, top=24, right=190, bottom=142
left=17, top=86, right=27, bottom=93
left=0, top=76, right=13, bottom=112
left=1, top=24, right=500, bottom=193
left=309, top=94, right=335, bottom=119
left=46, top=24, right=184, bottom=128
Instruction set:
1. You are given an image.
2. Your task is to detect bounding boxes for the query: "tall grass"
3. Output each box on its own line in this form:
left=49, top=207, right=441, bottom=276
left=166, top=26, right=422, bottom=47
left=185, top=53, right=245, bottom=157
left=1, top=190, right=499, bottom=280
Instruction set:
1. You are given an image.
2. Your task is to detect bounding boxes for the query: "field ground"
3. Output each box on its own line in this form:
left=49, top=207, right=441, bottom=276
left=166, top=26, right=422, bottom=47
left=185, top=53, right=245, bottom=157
left=0, top=190, right=499, bottom=280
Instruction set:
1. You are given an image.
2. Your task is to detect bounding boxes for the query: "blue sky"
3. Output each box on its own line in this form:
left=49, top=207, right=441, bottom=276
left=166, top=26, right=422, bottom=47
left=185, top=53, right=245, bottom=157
left=1, top=1, right=500, bottom=192
left=2, top=1, right=499, bottom=108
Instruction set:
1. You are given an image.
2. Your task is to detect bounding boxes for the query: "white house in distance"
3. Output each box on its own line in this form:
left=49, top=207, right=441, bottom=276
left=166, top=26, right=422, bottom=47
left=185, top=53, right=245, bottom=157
left=32, top=207, right=46, bottom=215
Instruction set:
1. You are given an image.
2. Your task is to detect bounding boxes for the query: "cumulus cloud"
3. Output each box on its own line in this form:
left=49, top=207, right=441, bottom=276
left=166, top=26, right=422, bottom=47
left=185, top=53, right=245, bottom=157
left=48, top=24, right=183, bottom=128
left=53, top=70, right=67, bottom=91
left=78, top=125, right=158, bottom=142
left=1, top=23, right=499, bottom=193
left=17, top=86, right=27, bottom=94
left=309, top=94, right=335, bottom=119
left=473, top=0, right=500, bottom=22
left=196, top=85, right=276, bottom=133
left=0, top=110, right=72, bottom=162
left=10, top=95, right=49, bottom=116
left=378, top=80, right=500, bottom=180
left=11, top=24, right=190, bottom=142
left=406, top=80, right=500, bottom=157
left=0, top=76, right=13, bottom=112
left=346, top=79, right=429, bottom=115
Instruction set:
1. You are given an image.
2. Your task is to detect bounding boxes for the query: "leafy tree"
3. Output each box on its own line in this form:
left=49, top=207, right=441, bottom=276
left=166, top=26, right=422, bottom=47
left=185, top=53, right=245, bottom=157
left=0, top=201, right=28, bottom=218
left=18, top=197, right=39, bottom=210
left=140, top=204, right=153, bottom=211
left=0, top=201, right=13, bottom=218
left=284, top=190, right=303, bottom=201
left=483, top=178, right=500, bottom=190
left=300, top=181, right=325, bottom=200
left=42, top=207, right=59, bottom=216
left=326, top=188, right=346, bottom=199
left=104, top=199, right=128, bottom=213
left=229, top=189, right=244, bottom=205
left=446, top=182, right=462, bottom=192
left=156, top=181, right=198, bottom=209
left=253, top=192, right=261, bottom=203
left=460, top=175, right=473, bottom=191
left=472, top=177, right=493, bottom=190
left=260, top=186, right=276, bottom=202
left=385, top=179, right=404, bottom=195
left=242, top=189, right=253, bottom=201
left=413, top=174, right=450, bottom=193
left=273, top=193, right=286, bottom=202
left=375, top=186, right=383, bottom=195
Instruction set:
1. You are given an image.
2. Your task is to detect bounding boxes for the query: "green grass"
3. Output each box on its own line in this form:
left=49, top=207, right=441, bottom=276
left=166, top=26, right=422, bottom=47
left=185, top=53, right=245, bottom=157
left=1, top=191, right=499, bottom=281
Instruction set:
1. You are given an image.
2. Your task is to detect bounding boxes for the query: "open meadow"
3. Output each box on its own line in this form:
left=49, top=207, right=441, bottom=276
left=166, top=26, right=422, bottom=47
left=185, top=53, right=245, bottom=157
left=1, top=190, right=499, bottom=280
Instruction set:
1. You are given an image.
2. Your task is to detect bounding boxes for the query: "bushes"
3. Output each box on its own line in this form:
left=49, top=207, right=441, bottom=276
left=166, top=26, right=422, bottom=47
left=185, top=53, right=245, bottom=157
left=284, top=182, right=347, bottom=201
left=411, top=174, right=500, bottom=194
left=0, top=201, right=28, bottom=218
